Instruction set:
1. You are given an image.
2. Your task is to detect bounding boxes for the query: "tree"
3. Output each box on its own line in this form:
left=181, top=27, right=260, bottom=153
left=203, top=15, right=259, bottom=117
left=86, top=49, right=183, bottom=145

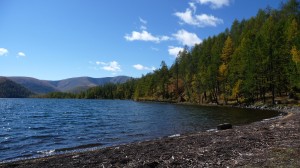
left=291, top=46, right=300, bottom=64
left=219, top=36, right=234, bottom=104
left=159, top=61, right=169, bottom=99
left=177, top=47, right=193, bottom=101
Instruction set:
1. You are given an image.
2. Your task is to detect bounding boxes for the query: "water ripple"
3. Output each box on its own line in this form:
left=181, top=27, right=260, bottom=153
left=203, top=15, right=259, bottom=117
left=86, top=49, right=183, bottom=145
left=0, top=99, right=279, bottom=162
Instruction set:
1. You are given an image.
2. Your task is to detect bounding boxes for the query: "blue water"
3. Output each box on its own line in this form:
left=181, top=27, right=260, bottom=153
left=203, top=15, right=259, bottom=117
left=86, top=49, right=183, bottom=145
left=0, top=99, right=278, bottom=162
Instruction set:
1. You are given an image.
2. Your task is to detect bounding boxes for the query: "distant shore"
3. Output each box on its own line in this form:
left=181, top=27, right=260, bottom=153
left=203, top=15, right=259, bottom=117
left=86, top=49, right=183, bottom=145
left=1, top=105, right=299, bottom=167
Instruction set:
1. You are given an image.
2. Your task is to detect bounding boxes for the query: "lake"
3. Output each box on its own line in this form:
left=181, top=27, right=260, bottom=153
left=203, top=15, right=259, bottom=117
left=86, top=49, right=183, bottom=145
left=0, top=99, right=279, bottom=162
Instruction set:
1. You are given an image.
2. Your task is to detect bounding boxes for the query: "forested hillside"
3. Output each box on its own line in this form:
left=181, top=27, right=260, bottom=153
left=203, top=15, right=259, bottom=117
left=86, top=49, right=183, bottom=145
left=44, top=0, right=300, bottom=104
left=0, top=78, right=32, bottom=98
left=8, top=76, right=131, bottom=94
left=132, top=0, right=300, bottom=104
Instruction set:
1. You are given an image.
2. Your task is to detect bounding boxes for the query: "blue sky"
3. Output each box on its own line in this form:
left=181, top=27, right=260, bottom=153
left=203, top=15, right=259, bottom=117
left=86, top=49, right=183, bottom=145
left=0, top=0, right=283, bottom=80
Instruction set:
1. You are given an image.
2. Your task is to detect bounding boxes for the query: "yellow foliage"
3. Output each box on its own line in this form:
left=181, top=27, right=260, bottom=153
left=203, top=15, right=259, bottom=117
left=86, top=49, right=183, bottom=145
left=232, top=80, right=242, bottom=97
left=287, top=19, right=298, bottom=42
left=291, top=46, right=300, bottom=63
left=219, top=63, right=227, bottom=76
left=221, top=36, right=234, bottom=63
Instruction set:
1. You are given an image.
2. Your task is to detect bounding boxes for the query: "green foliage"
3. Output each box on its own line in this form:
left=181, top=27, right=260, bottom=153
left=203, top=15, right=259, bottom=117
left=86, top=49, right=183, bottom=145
left=41, top=79, right=137, bottom=100
left=39, top=92, right=76, bottom=99
left=43, top=0, right=300, bottom=105
left=0, top=78, right=32, bottom=98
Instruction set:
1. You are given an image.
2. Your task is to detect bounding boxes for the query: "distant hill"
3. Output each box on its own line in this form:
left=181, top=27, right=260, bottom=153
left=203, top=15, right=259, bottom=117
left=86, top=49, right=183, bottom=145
left=8, top=76, right=131, bottom=94
left=8, top=77, right=59, bottom=94
left=0, top=77, right=32, bottom=98
left=49, top=76, right=131, bottom=92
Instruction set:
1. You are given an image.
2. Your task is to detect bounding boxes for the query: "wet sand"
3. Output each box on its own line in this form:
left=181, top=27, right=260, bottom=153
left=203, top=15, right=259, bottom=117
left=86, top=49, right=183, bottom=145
left=1, top=106, right=299, bottom=168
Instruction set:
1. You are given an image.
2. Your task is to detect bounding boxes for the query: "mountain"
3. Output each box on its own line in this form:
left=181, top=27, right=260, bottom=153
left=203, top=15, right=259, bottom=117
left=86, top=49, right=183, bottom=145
left=0, top=77, right=32, bottom=98
left=49, top=76, right=130, bottom=92
left=8, top=77, right=59, bottom=94
left=8, top=76, right=131, bottom=94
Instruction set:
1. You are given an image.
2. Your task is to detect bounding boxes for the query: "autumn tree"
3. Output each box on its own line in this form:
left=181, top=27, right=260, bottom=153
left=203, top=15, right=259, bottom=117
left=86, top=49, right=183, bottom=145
left=219, top=36, right=234, bottom=104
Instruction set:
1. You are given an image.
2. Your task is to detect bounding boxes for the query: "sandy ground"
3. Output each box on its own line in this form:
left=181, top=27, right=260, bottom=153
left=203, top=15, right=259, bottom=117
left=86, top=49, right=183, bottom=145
left=1, top=106, right=299, bottom=168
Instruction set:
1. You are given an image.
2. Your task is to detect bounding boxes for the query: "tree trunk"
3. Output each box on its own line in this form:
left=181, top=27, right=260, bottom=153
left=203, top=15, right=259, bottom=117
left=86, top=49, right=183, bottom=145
left=272, top=84, right=275, bottom=105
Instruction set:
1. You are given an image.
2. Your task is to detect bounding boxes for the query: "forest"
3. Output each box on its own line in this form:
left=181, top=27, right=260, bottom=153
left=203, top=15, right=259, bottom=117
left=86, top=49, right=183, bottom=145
left=0, top=78, right=32, bottom=98
left=43, top=0, right=300, bottom=105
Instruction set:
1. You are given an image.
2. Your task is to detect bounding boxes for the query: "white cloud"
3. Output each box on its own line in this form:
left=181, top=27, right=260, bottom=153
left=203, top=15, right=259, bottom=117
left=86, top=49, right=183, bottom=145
left=133, top=64, right=156, bottom=71
left=168, top=46, right=184, bottom=57
left=124, top=30, right=170, bottom=43
left=133, top=64, right=144, bottom=70
left=139, top=17, right=148, bottom=30
left=17, top=52, right=26, bottom=57
left=96, top=61, right=106, bottom=65
left=175, top=9, right=197, bottom=26
left=125, top=30, right=160, bottom=42
left=189, top=2, right=197, bottom=13
left=139, top=17, right=147, bottom=25
left=196, top=14, right=223, bottom=27
left=173, top=29, right=202, bottom=47
left=198, top=0, right=230, bottom=9
left=174, top=9, right=223, bottom=27
left=102, top=61, right=121, bottom=72
left=126, top=17, right=170, bottom=43
left=140, top=25, right=147, bottom=30
left=160, top=36, right=171, bottom=41
left=0, top=48, right=8, bottom=56
left=94, top=61, right=121, bottom=72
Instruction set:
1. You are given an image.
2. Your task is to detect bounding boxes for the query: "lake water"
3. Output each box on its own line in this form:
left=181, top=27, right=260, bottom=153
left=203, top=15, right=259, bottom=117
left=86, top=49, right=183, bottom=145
left=0, top=99, right=278, bottom=162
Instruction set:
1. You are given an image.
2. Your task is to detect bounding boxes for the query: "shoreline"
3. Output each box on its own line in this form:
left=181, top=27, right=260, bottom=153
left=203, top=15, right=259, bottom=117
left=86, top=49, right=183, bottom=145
left=1, top=105, right=299, bottom=167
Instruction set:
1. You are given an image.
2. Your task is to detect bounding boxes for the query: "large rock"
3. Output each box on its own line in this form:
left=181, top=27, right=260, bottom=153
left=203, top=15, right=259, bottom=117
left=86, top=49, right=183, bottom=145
left=217, top=123, right=232, bottom=130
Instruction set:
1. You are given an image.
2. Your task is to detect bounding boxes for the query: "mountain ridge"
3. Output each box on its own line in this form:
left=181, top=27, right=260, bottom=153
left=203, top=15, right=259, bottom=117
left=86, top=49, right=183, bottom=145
left=0, top=77, right=32, bottom=98
left=7, top=76, right=132, bottom=94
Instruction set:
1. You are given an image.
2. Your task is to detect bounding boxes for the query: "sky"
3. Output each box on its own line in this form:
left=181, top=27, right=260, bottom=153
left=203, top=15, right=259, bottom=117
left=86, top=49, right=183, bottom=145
left=0, top=0, right=284, bottom=80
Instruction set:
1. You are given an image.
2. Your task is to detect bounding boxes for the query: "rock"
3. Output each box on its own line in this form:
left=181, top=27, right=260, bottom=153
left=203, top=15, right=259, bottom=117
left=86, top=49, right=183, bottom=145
left=178, top=96, right=186, bottom=102
left=145, top=161, right=159, bottom=168
left=217, top=123, right=232, bottom=130
left=120, top=158, right=131, bottom=164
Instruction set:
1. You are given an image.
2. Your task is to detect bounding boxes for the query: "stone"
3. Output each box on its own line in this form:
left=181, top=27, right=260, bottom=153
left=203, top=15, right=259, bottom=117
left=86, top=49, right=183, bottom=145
left=217, top=123, right=232, bottom=130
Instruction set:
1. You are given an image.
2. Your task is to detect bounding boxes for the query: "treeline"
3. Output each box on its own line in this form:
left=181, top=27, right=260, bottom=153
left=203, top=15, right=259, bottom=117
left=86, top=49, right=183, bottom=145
left=39, top=80, right=137, bottom=99
left=43, top=0, right=300, bottom=104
